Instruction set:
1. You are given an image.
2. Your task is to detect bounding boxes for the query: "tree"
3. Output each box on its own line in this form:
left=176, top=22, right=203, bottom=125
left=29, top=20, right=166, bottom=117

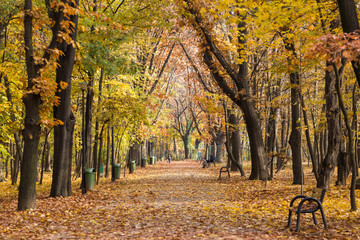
left=19, top=0, right=78, bottom=210
left=281, top=30, right=303, bottom=185
left=180, top=0, right=268, bottom=180
left=172, top=98, right=195, bottom=159
left=50, top=0, right=79, bottom=197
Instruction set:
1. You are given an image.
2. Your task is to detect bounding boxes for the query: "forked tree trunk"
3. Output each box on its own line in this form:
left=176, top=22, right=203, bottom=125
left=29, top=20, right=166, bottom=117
left=50, top=0, right=78, bottom=197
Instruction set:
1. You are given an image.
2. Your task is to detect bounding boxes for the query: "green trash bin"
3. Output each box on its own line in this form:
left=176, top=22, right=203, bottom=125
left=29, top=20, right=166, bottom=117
left=154, top=156, right=157, bottom=164
left=130, top=160, right=136, bottom=173
left=114, top=164, right=121, bottom=179
left=149, top=156, right=154, bottom=165
left=85, top=168, right=95, bottom=191
left=99, top=164, right=104, bottom=177
left=141, top=158, right=147, bottom=168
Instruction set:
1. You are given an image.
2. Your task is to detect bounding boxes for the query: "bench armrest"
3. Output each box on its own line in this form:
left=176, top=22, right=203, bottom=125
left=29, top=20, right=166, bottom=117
left=289, top=195, right=307, bottom=207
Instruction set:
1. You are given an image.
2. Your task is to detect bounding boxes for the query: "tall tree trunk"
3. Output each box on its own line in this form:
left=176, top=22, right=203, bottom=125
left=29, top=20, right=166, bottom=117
left=229, top=113, right=241, bottom=170
left=0, top=159, right=5, bottom=182
left=97, top=134, right=103, bottom=184
left=85, top=80, right=94, bottom=168
left=50, top=0, right=78, bottom=196
left=44, top=143, right=51, bottom=172
left=111, top=126, right=115, bottom=181
left=240, top=101, right=268, bottom=180
left=105, top=126, right=111, bottom=178
left=317, top=63, right=341, bottom=189
left=93, top=68, right=104, bottom=178
left=39, top=130, right=50, bottom=185
left=183, top=135, right=191, bottom=159
left=336, top=152, right=349, bottom=185
left=11, top=142, right=20, bottom=185
left=173, top=137, right=177, bottom=159
left=227, top=110, right=246, bottom=176
left=277, top=110, right=287, bottom=171
left=301, top=95, right=318, bottom=179
left=281, top=32, right=303, bottom=185
left=18, top=0, right=42, bottom=210
left=333, top=66, right=357, bottom=210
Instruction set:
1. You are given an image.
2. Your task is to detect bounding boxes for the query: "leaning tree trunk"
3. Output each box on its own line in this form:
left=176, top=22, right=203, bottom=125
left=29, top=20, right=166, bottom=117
left=202, top=48, right=268, bottom=180
left=184, top=1, right=268, bottom=180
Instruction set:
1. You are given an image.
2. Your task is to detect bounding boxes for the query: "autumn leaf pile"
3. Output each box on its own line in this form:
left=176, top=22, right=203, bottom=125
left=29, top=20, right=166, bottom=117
left=0, top=160, right=359, bottom=239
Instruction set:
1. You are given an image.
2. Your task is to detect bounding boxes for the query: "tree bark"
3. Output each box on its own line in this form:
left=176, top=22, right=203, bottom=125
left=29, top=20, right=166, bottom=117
left=281, top=33, right=303, bottom=185
left=301, top=95, right=318, bottom=179
left=50, top=0, right=78, bottom=197
left=227, top=109, right=246, bottom=176
left=229, top=113, right=241, bottom=171
left=317, top=63, right=341, bottom=189
left=18, top=0, right=42, bottom=210
left=93, top=68, right=104, bottom=178
left=85, top=80, right=94, bottom=168
left=105, top=125, right=111, bottom=178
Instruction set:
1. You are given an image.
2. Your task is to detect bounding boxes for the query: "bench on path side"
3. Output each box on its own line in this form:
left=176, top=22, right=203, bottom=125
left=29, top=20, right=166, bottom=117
left=287, top=188, right=328, bottom=232
left=218, top=166, right=230, bottom=180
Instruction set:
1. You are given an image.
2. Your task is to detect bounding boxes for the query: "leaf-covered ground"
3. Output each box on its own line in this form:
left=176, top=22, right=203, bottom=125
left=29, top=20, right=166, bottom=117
left=1, top=160, right=360, bottom=239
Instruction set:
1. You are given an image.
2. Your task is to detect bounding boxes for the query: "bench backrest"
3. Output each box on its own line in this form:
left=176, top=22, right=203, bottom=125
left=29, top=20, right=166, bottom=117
left=312, top=188, right=326, bottom=202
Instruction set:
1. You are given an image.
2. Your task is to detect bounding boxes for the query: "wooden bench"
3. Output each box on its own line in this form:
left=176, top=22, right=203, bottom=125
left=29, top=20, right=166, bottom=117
left=218, top=166, right=230, bottom=179
left=287, top=188, right=328, bottom=232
